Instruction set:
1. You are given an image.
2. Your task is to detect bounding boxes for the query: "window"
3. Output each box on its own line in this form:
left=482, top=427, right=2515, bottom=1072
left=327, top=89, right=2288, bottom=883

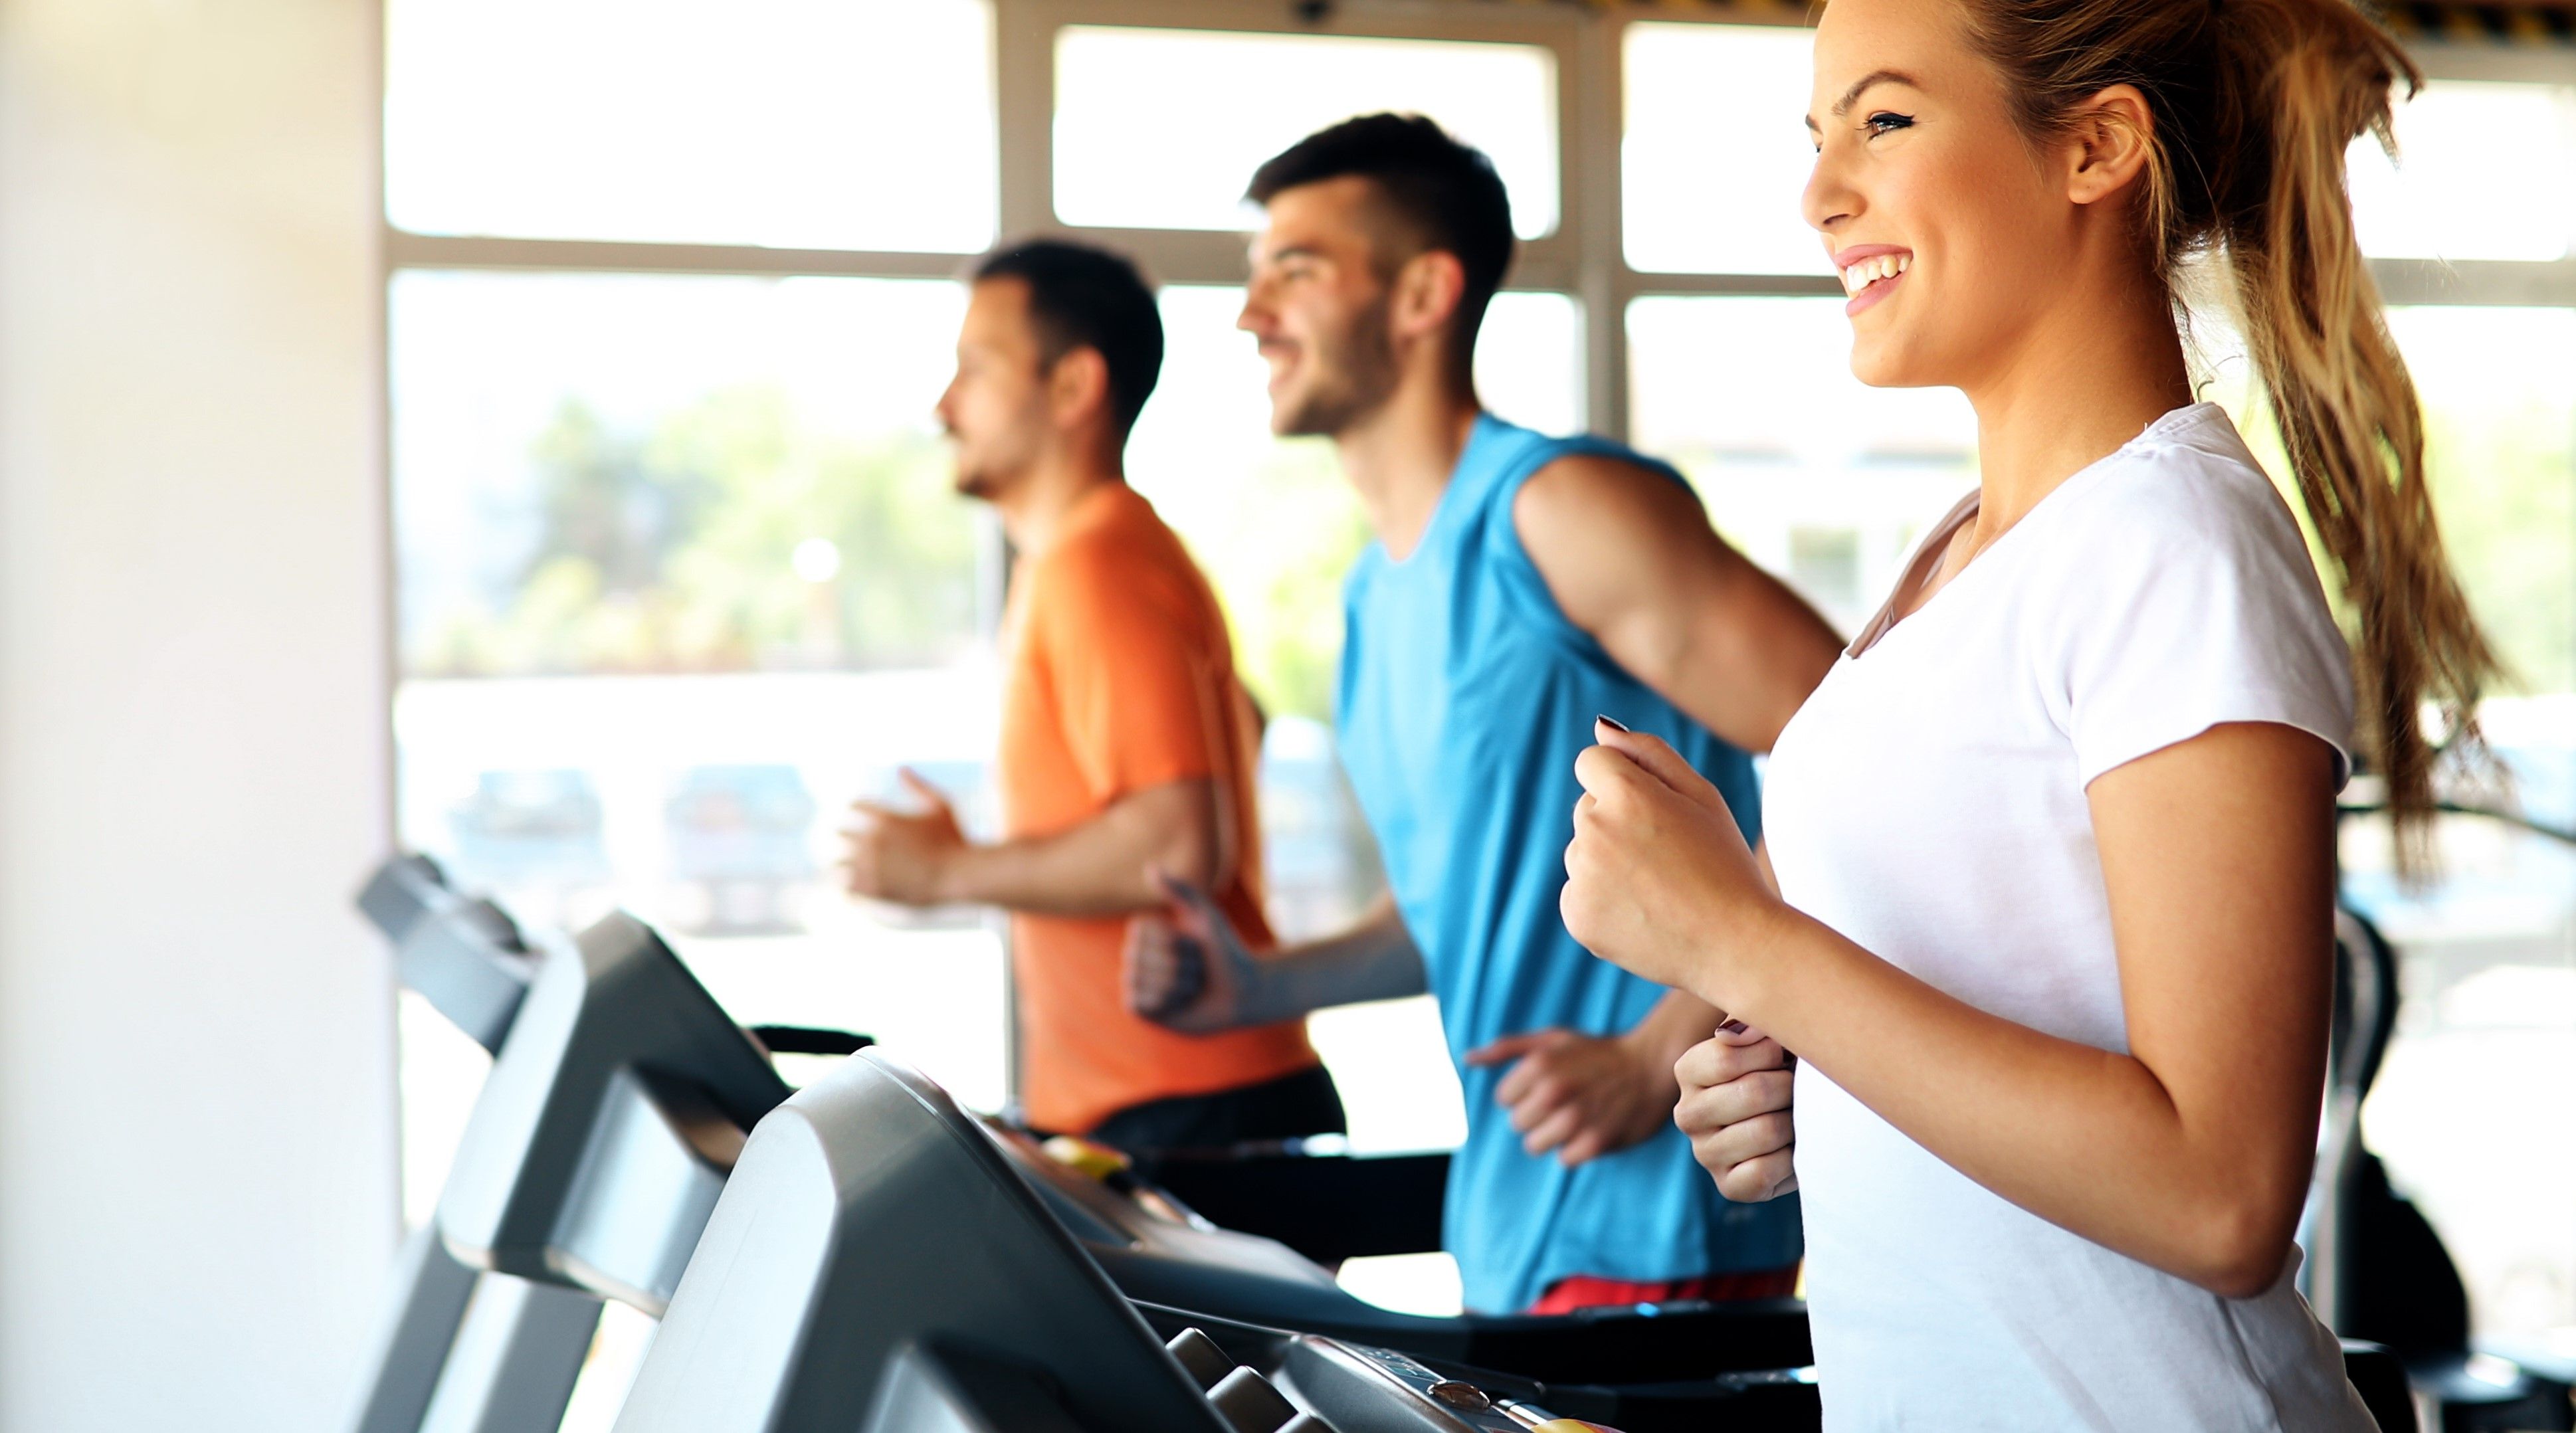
left=2349, top=78, right=2576, bottom=262
left=2313, top=73, right=2576, bottom=1347
left=386, top=0, right=997, bottom=250
left=1626, top=296, right=1976, bottom=636
left=1054, top=27, right=1561, bottom=237
left=2340, top=306, right=2576, bottom=1341
left=387, top=269, right=1011, bottom=1222
left=1624, top=23, right=1823, bottom=274
left=391, top=272, right=985, bottom=682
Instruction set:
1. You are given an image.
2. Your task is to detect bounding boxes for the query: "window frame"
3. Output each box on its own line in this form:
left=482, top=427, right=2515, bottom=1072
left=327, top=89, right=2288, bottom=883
left=2366, top=42, right=2576, bottom=306
left=382, top=4, right=2576, bottom=441
left=377, top=0, right=1843, bottom=441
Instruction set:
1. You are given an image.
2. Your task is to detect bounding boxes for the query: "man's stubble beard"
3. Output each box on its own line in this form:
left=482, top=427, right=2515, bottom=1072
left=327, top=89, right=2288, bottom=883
left=947, top=402, right=1048, bottom=504
left=1275, top=295, right=1399, bottom=439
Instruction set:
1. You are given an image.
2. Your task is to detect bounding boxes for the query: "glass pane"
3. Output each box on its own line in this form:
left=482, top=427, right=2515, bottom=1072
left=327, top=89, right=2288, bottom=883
left=1478, top=291, right=1587, bottom=442
left=2397, top=306, right=2576, bottom=704
left=1054, top=27, right=1559, bottom=239
left=1625, top=23, right=1823, bottom=275
left=1626, top=296, right=1979, bottom=635
left=385, top=0, right=997, bottom=250
left=389, top=270, right=1007, bottom=1224
left=393, top=272, right=986, bottom=678
left=2350, top=79, right=2576, bottom=262
left=2198, top=307, right=2576, bottom=708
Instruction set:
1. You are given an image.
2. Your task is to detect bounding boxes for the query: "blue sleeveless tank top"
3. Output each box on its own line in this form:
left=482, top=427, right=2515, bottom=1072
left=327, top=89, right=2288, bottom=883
left=1336, top=414, right=1805, bottom=1313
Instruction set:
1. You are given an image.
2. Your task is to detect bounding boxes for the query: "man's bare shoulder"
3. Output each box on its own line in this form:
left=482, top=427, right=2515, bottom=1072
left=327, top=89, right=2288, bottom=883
left=1512, top=448, right=1714, bottom=562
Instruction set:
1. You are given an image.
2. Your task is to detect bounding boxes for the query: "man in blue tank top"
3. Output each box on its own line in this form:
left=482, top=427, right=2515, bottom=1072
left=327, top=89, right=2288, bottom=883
left=1124, top=114, right=1842, bottom=1314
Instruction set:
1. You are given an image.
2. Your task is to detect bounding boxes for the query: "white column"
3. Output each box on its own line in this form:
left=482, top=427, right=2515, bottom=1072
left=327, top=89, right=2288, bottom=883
left=0, top=0, right=399, bottom=1428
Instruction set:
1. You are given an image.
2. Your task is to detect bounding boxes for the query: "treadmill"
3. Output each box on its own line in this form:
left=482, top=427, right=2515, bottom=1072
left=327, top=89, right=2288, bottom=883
left=345, top=856, right=866, bottom=1433
left=343, top=856, right=1817, bottom=1432
left=349, top=856, right=2421, bottom=1432
left=614, top=1046, right=1815, bottom=1433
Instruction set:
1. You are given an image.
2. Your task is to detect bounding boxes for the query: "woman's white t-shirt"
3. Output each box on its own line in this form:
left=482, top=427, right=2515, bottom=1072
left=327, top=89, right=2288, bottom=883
left=1763, top=403, right=2375, bottom=1431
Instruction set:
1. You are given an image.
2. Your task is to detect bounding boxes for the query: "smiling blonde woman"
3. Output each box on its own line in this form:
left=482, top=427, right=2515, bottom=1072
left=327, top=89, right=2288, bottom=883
left=1559, top=0, right=2496, bottom=1428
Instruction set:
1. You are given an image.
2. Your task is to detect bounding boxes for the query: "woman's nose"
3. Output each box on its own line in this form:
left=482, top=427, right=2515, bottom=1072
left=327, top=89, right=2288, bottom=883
left=1803, top=146, right=1858, bottom=238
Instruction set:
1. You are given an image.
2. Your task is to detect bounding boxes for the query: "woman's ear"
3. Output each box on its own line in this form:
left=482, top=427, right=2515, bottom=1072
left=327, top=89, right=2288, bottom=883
left=2064, top=83, right=2157, bottom=207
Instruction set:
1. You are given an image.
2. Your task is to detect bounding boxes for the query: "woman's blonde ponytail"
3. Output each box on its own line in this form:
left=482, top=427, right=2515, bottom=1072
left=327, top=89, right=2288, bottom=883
left=1959, top=0, right=2500, bottom=871
left=2208, top=2, right=2496, bottom=870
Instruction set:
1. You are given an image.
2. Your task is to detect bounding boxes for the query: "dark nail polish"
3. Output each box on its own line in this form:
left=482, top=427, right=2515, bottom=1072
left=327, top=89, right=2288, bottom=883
left=1595, top=714, right=1633, bottom=733
left=1719, top=1018, right=1749, bottom=1035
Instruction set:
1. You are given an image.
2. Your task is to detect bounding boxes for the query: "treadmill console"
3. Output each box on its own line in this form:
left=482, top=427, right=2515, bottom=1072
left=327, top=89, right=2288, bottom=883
left=616, top=1050, right=1633, bottom=1433
left=855, top=1327, right=1628, bottom=1433
left=996, top=1129, right=1819, bottom=1416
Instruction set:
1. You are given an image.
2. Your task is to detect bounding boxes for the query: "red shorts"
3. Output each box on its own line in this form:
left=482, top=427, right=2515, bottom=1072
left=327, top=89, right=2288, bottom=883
left=1524, top=1264, right=1801, bottom=1315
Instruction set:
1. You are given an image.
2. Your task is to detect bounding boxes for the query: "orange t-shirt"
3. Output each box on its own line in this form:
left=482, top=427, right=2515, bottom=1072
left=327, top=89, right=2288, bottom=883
left=999, top=482, right=1319, bottom=1135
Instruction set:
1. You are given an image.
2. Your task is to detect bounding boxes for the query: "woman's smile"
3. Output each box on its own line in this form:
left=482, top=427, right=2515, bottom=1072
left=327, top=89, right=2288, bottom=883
left=1834, top=243, right=1915, bottom=317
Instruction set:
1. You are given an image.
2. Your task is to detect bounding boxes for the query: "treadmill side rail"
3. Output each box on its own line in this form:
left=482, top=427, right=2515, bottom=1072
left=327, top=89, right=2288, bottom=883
left=346, top=1228, right=479, bottom=1433
left=415, top=1274, right=602, bottom=1433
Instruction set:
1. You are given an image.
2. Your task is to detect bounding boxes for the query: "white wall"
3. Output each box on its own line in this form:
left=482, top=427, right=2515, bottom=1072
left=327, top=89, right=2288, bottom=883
left=0, top=1, right=399, bottom=1428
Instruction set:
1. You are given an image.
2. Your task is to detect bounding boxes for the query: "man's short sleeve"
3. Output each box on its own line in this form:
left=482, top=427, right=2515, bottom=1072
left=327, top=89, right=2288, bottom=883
left=2043, top=451, right=2357, bottom=791
left=1027, top=535, right=1230, bottom=803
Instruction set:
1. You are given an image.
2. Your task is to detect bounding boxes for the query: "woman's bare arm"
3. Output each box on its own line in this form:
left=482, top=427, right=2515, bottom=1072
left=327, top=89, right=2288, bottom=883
left=1565, top=719, right=2336, bottom=1295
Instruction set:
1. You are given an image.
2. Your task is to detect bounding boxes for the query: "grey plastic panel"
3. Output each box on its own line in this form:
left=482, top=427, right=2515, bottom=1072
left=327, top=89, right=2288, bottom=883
left=358, top=854, right=536, bottom=1053
left=437, top=911, right=787, bottom=1307
left=357, top=854, right=449, bottom=944
left=611, top=1051, right=1232, bottom=1433
left=547, top=1067, right=738, bottom=1314
left=861, top=1342, right=1088, bottom=1433
left=395, top=913, right=534, bottom=1054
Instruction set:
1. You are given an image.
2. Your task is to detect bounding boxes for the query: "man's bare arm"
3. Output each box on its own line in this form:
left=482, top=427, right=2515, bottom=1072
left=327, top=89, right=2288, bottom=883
left=1514, top=453, right=1843, bottom=754
left=844, top=775, right=1226, bottom=918
left=1128, top=888, right=1427, bottom=1032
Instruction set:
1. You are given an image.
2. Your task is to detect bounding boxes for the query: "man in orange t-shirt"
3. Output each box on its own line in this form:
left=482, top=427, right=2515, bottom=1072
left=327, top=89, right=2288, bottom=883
left=841, top=239, right=1338, bottom=1149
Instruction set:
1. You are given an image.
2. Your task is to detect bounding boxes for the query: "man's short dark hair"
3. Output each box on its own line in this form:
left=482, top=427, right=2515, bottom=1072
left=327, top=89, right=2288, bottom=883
left=1246, top=113, right=1516, bottom=358
left=972, top=239, right=1164, bottom=438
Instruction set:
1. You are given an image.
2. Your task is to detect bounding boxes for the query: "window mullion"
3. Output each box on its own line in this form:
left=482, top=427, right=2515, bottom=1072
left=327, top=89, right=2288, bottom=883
left=993, top=0, right=1056, bottom=240
left=1574, top=10, right=1627, bottom=440
left=2373, top=257, right=2576, bottom=308
left=381, top=231, right=972, bottom=280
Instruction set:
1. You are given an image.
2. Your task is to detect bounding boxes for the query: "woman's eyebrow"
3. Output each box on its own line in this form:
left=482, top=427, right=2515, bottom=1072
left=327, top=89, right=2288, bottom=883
left=1805, top=68, right=1925, bottom=132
